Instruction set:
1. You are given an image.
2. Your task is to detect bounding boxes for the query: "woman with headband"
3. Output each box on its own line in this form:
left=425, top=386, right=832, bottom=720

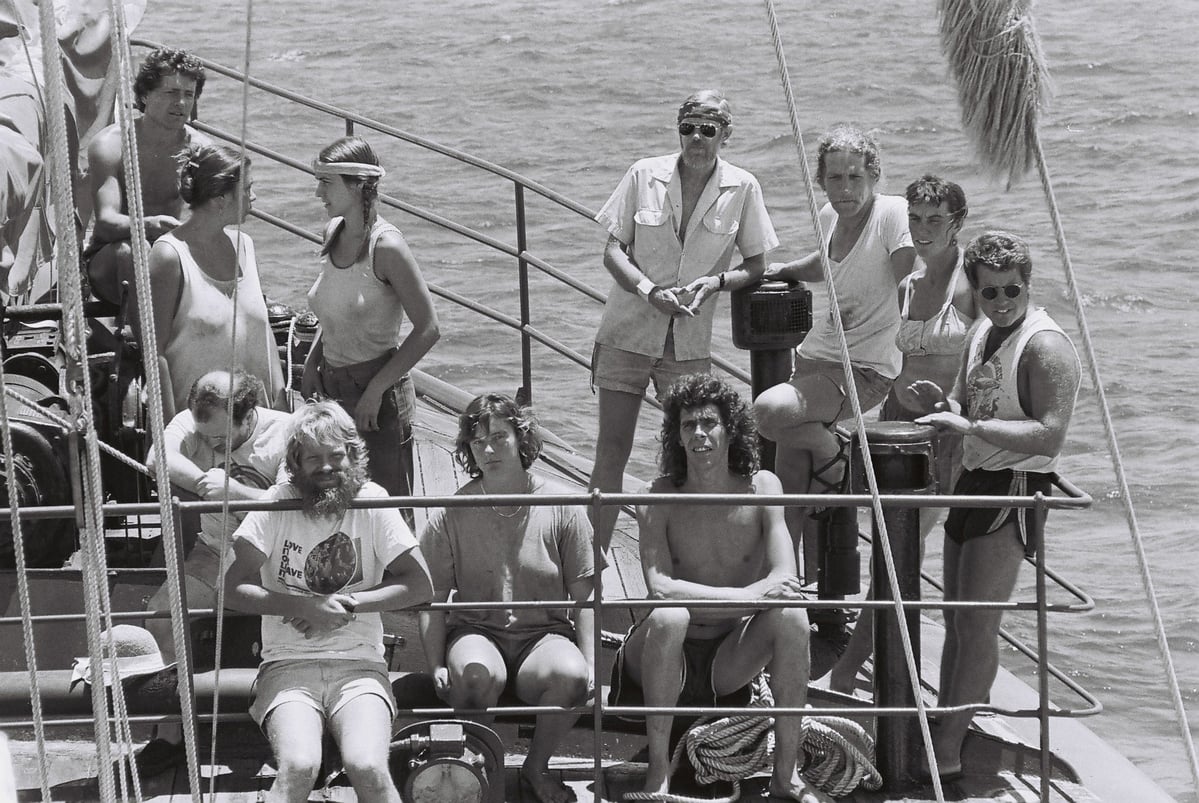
left=302, top=136, right=440, bottom=521
left=146, top=143, right=284, bottom=419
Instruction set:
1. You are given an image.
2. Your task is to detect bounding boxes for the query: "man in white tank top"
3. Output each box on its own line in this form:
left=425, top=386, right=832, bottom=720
left=911, top=231, right=1081, bottom=780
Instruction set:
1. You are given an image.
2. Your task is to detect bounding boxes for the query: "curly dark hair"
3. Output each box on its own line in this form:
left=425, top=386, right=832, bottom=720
left=659, top=374, right=759, bottom=487
left=963, top=230, right=1033, bottom=287
left=904, top=174, right=969, bottom=223
left=453, top=393, right=543, bottom=478
left=134, top=48, right=205, bottom=115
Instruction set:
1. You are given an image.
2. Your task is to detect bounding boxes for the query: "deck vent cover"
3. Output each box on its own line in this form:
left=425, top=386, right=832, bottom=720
left=730, top=280, right=812, bottom=350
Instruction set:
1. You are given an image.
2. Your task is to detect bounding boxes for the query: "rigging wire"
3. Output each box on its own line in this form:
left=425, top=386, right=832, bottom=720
left=1032, top=134, right=1199, bottom=796
left=207, top=0, right=259, bottom=794
left=32, top=0, right=135, bottom=798
left=103, top=0, right=204, bottom=797
left=759, top=2, right=946, bottom=801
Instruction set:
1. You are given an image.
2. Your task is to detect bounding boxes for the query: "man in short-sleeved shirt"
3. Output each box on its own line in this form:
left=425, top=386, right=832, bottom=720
left=589, top=89, right=778, bottom=553
left=224, top=401, right=431, bottom=803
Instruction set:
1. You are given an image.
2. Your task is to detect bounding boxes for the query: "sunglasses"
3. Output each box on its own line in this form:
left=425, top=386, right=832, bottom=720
left=678, top=122, right=720, bottom=138
left=979, top=283, right=1024, bottom=301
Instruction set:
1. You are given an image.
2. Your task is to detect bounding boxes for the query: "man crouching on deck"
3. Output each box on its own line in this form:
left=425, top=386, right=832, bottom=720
left=611, top=374, right=832, bottom=803
left=224, top=401, right=433, bottom=803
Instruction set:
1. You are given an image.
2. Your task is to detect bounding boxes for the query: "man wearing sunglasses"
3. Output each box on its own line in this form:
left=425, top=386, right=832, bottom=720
left=589, top=89, right=778, bottom=553
left=909, top=230, right=1080, bottom=780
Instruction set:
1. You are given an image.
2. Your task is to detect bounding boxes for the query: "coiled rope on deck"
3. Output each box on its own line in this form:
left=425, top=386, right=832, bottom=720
left=621, top=676, right=881, bottom=802
left=760, top=2, right=947, bottom=801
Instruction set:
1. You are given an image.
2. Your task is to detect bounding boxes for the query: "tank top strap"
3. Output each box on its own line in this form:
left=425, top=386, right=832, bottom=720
left=366, top=217, right=402, bottom=277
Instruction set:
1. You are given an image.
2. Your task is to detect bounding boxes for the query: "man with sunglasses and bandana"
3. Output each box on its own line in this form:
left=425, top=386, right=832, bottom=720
left=908, top=230, right=1080, bottom=781
left=589, top=89, right=778, bottom=554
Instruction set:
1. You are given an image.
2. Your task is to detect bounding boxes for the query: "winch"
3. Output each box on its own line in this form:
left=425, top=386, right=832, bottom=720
left=389, top=720, right=505, bottom=803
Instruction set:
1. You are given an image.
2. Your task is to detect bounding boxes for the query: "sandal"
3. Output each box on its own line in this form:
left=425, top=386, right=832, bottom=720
left=808, top=429, right=853, bottom=520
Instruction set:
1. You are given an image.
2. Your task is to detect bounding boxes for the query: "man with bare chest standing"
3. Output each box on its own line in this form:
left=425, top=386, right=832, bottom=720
left=611, top=374, right=830, bottom=803
left=588, top=90, right=778, bottom=555
left=84, top=48, right=211, bottom=309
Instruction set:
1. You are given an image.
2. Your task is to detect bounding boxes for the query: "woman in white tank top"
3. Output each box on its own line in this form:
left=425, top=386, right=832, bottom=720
left=301, top=137, right=440, bottom=519
left=145, top=144, right=284, bottom=419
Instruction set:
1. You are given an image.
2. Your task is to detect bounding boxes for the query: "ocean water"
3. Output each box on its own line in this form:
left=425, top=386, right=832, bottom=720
left=133, top=1, right=1199, bottom=797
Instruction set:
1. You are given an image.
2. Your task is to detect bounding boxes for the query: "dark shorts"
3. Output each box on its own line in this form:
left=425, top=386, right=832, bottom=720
left=321, top=352, right=415, bottom=521
left=879, top=391, right=963, bottom=494
left=446, top=625, right=575, bottom=680
left=607, top=622, right=752, bottom=714
left=944, top=468, right=1054, bottom=557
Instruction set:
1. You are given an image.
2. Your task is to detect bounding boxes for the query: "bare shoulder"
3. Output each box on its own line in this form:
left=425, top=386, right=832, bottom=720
left=1024, top=329, right=1080, bottom=380
left=645, top=476, right=675, bottom=494
left=87, top=123, right=123, bottom=164
left=750, top=469, right=782, bottom=494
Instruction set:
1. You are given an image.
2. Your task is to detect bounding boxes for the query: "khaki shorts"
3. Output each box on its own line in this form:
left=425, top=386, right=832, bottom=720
left=790, top=356, right=893, bottom=424
left=249, top=658, right=395, bottom=727
left=147, top=541, right=229, bottom=613
left=592, top=330, right=710, bottom=401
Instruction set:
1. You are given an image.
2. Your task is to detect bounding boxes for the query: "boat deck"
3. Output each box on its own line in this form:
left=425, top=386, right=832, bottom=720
left=3, top=398, right=1104, bottom=801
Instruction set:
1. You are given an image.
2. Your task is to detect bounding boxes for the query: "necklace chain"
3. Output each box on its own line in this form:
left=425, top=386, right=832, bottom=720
left=481, top=477, right=532, bottom=518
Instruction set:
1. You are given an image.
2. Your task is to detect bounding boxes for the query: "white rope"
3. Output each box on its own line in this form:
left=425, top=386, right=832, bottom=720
left=621, top=677, right=881, bottom=802
left=0, top=354, right=52, bottom=803
left=0, top=387, right=153, bottom=476
left=207, top=3, right=258, bottom=794
left=1033, top=133, right=1199, bottom=796
left=101, top=5, right=204, bottom=798
left=30, top=0, right=135, bottom=798
left=759, top=2, right=945, bottom=800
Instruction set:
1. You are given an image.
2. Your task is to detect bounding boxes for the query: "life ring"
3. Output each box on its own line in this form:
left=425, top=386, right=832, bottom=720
left=0, top=420, right=74, bottom=569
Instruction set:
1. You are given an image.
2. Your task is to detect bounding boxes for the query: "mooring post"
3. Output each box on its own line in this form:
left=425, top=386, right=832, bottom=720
left=854, top=420, right=937, bottom=791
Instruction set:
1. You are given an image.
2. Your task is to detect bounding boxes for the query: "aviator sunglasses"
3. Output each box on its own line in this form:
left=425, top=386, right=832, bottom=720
left=978, top=283, right=1024, bottom=301
left=678, top=121, right=720, bottom=138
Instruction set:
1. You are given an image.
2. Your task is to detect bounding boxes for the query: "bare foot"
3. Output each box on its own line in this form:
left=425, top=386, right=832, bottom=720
left=641, top=763, right=671, bottom=796
left=520, top=764, right=576, bottom=803
left=769, top=775, right=834, bottom=803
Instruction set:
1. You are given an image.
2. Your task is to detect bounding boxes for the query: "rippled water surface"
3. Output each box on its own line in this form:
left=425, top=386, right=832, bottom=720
left=134, top=2, right=1199, bottom=797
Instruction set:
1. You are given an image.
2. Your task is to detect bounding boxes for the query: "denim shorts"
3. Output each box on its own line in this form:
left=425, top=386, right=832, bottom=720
left=591, top=330, right=710, bottom=402
left=249, top=658, right=395, bottom=727
left=320, top=353, right=415, bottom=504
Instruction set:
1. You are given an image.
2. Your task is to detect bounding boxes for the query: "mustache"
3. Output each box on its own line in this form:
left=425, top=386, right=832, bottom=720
left=295, top=464, right=368, bottom=519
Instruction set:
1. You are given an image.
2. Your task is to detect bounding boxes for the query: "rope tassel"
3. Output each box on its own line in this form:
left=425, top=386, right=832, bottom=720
left=938, top=0, right=1050, bottom=186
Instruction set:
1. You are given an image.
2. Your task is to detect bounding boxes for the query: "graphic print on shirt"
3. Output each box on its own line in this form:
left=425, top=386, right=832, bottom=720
left=967, top=358, right=1002, bottom=421
left=277, top=531, right=363, bottom=594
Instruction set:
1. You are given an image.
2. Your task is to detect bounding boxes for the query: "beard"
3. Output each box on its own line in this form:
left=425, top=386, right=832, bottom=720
left=295, top=462, right=368, bottom=519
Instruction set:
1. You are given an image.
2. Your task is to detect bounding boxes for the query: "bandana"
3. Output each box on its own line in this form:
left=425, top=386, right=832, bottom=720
left=312, top=160, right=386, bottom=179
left=676, top=99, right=732, bottom=127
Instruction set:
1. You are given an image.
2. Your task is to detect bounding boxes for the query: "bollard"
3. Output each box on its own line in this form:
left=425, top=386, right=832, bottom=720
left=852, top=420, right=937, bottom=792
left=730, top=280, right=811, bottom=472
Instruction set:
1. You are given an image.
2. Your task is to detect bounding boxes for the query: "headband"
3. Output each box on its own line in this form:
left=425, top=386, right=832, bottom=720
left=677, top=100, right=732, bottom=127
left=312, top=160, right=386, bottom=179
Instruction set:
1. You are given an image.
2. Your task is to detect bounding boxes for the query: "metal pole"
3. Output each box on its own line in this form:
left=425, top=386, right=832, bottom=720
left=514, top=184, right=533, bottom=405
left=1034, top=492, right=1051, bottom=802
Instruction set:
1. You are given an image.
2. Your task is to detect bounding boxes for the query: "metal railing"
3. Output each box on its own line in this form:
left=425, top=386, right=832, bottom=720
left=128, top=38, right=752, bottom=408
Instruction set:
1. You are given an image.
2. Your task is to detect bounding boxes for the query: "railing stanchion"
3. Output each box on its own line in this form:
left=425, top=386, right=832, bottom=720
left=590, top=488, right=605, bottom=797
left=344, top=118, right=353, bottom=137
left=514, top=184, right=533, bottom=405
left=1035, top=491, right=1051, bottom=801
left=858, top=422, right=937, bottom=792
